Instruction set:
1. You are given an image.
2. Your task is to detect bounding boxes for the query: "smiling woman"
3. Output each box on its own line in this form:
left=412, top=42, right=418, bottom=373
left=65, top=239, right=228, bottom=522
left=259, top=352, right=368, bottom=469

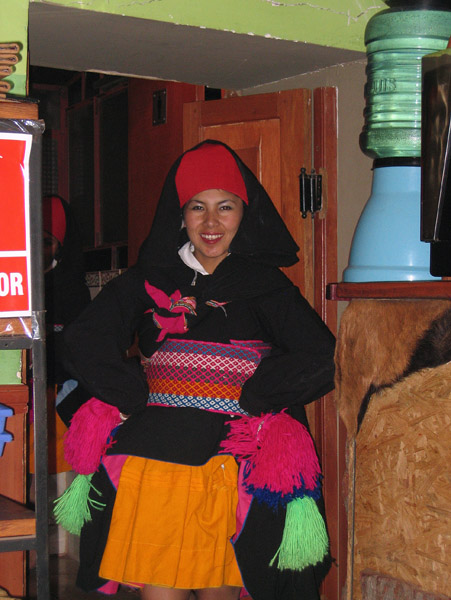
left=58, top=139, right=336, bottom=600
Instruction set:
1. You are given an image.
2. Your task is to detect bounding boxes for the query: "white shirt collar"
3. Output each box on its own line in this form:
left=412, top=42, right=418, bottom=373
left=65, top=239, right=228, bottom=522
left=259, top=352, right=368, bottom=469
left=178, top=242, right=210, bottom=276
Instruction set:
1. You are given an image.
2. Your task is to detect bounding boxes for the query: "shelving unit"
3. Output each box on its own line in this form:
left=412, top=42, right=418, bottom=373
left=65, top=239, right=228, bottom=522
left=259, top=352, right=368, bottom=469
left=0, top=102, right=49, bottom=599
left=0, top=328, right=49, bottom=600
left=327, top=280, right=451, bottom=301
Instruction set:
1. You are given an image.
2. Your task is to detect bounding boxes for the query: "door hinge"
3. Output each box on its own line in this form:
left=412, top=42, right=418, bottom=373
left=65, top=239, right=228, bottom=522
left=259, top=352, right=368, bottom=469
left=299, top=168, right=322, bottom=219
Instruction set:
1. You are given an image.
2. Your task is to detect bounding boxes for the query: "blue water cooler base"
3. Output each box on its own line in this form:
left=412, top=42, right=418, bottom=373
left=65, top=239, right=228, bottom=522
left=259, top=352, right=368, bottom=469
left=343, top=165, right=438, bottom=282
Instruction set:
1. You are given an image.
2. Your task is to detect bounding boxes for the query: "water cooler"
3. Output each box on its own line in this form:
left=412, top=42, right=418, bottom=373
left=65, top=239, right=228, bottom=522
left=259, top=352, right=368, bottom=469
left=343, top=0, right=451, bottom=282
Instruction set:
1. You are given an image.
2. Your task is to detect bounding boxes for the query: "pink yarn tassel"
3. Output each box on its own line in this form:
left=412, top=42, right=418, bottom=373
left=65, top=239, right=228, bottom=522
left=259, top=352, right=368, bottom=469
left=64, top=398, right=121, bottom=475
left=220, top=414, right=267, bottom=460
left=221, top=411, right=321, bottom=496
left=249, top=412, right=321, bottom=495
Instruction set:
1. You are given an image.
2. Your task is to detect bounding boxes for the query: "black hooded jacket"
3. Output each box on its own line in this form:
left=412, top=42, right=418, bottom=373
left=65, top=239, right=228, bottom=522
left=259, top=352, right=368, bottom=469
left=62, top=140, right=335, bottom=599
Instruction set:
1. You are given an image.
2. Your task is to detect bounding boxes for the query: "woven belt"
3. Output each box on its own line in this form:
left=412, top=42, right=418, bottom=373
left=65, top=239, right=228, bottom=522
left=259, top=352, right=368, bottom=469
left=142, top=338, right=272, bottom=416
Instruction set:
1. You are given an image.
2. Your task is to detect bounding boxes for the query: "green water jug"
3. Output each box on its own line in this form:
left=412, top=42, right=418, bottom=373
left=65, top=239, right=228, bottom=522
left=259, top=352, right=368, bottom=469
left=360, top=0, right=451, bottom=159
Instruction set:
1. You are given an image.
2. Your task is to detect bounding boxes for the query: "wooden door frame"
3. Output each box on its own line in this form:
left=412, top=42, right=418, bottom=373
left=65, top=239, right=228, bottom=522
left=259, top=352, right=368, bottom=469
left=313, top=87, right=347, bottom=600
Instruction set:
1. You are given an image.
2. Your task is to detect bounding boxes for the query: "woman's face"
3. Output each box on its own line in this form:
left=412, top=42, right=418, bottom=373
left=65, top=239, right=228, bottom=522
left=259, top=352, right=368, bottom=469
left=183, top=188, right=244, bottom=273
left=43, top=232, right=60, bottom=272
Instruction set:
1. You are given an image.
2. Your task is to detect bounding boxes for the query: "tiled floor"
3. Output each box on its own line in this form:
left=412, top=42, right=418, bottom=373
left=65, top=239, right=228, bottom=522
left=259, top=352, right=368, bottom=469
left=29, top=554, right=252, bottom=600
left=29, top=555, right=139, bottom=600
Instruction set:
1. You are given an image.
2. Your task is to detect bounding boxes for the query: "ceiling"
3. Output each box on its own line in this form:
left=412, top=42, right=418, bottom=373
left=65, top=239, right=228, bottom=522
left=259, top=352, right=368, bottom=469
left=28, top=2, right=365, bottom=90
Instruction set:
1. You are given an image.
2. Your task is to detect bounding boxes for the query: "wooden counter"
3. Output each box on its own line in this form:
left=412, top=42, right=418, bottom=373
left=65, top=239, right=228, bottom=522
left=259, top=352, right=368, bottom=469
left=327, top=280, right=451, bottom=301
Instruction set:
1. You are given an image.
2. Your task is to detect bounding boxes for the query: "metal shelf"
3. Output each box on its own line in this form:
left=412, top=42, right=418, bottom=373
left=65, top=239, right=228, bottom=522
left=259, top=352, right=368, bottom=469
left=0, top=337, right=33, bottom=350
left=0, top=117, right=50, bottom=599
left=0, top=495, right=36, bottom=551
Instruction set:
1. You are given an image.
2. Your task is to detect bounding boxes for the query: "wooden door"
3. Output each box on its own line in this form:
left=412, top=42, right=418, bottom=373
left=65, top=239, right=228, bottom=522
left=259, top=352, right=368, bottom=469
left=183, top=89, right=313, bottom=304
left=183, top=89, right=345, bottom=600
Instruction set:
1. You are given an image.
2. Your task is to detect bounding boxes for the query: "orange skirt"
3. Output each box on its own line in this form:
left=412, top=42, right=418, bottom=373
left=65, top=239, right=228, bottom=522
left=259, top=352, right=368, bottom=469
left=99, top=454, right=243, bottom=590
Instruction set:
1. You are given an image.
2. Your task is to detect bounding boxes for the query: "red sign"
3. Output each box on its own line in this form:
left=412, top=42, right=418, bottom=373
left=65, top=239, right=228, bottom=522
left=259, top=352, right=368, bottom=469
left=0, top=133, right=32, bottom=317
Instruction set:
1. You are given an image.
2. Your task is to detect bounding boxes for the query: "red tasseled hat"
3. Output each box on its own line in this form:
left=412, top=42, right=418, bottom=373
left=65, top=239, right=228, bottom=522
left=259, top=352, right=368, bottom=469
left=175, top=142, right=248, bottom=207
left=42, top=195, right=66, bottom=245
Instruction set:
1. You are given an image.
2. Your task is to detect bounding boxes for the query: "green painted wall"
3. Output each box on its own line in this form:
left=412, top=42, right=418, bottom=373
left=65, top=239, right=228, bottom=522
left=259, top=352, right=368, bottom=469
left=0, top=0, right=28, bottom=96
left=31, top=0, right=383, bottom=52
left=2, top=0, right=383, bottom=95
left=0, top=350, right=22, bottom=384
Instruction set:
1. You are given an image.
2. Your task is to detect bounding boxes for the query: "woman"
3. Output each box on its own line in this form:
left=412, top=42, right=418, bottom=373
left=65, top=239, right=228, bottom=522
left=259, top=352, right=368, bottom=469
left=29, top=195, right=91, bottom=475
left=42, top=194, right=91, bottom=388
left=58, top=140, right=336, bottom=600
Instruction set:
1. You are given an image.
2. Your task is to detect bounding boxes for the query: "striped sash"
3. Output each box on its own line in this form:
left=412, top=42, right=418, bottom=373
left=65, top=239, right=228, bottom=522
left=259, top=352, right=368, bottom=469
left=142, top=338, right=272, bottom=415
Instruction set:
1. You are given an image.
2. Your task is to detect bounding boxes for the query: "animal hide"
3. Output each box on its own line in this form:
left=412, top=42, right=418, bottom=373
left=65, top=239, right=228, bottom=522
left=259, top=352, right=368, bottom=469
left=335, top=299, right=451, bottom=438
left=353, top=362, right=451, bottom=598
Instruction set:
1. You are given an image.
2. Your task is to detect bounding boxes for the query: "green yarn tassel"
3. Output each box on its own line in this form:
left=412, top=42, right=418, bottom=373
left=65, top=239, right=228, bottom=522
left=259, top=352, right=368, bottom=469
left=53, top=473, right=105, bottom=536
left=269, top=496, right=329, bottom=571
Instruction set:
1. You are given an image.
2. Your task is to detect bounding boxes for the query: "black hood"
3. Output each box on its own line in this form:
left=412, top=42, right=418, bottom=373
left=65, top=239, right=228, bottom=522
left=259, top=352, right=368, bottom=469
left=45, top=195, right=90, bottom=326
left=137, top=140, right=300, bottom=274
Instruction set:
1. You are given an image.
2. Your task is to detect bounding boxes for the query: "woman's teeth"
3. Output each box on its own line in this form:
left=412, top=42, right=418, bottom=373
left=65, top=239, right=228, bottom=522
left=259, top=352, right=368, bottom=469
left=201, top=234, right=222, bottom=241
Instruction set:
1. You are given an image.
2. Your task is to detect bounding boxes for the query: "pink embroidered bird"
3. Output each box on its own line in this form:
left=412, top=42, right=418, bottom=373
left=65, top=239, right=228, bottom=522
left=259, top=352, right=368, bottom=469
left=144, top=281, right=197, bottom=342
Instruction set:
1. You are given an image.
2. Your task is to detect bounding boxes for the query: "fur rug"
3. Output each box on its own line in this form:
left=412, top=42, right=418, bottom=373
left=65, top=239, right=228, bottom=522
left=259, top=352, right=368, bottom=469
left=335, top=299, right=451, bottom=437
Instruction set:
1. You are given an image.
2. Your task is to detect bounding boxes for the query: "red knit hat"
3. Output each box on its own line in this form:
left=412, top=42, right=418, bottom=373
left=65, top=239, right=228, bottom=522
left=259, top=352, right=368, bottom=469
left=42, top=195, right=66, bottom=245
left=175, top=143, right=248, bottom=207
